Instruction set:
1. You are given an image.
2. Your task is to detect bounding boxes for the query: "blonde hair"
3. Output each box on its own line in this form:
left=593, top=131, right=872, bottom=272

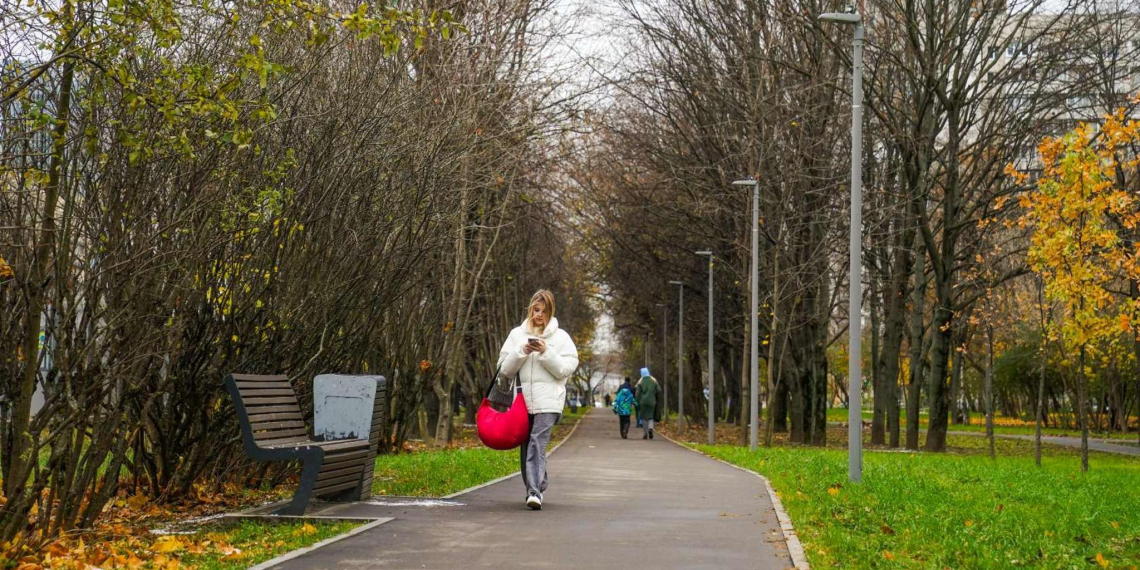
left=523, top=289, right=556, bottom=334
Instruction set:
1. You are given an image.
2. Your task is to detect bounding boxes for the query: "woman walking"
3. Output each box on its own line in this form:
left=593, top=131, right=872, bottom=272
left=497, top=289, right=580, bottom=510
left=612, top=377, right=636, bottom=439
left=635, top=368, right=659, bottom=440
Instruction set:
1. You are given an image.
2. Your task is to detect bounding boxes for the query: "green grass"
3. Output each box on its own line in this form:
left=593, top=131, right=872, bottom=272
left=373, top=407, right=586, bottom=497
left=825, top=408, right=1138, bottom=441
left=698, top=443, right=1140, bottom=569
left=181, top=519, right=359, bottom=570
left=372, top=446, right=518, bottom=496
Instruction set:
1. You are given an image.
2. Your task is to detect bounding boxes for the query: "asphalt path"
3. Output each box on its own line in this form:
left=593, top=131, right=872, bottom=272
left=268, top=411, right=794, bottom=569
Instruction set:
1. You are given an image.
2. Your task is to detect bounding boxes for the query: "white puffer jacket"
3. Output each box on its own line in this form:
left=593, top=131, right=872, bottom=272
left=496, top=317, right=579, bottom=414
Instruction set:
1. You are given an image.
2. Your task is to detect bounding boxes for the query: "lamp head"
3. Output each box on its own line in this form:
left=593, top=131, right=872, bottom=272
left=695, top=250, right=713, bottom=256
left=669, top=280, right=683, bottom=286
left=732, top=178, right=757, bottom=186
left=819, top=10, right=861, bottom=24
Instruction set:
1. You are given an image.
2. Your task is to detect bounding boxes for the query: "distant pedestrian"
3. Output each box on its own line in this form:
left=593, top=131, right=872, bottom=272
left=635, top=368, right=660, bottom=440
left=497, top=289, right=580, bottom=510
left=612, top=377, right=635, bottom=439
left=604, top=392, right=612, bottom=408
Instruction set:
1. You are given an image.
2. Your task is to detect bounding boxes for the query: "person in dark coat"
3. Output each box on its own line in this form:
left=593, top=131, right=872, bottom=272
left=611, top=378, right=635, bottom=439
left=635, top=367, right=660, bottom=440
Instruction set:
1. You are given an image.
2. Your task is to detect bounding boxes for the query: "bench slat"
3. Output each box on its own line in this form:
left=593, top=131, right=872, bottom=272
left=237, top=388, right=297, bottom=397
left=247, top=411, right=304, bottom=423
left=246, top=405, right=302, bottom=417
left=316, top=439, right=371, bottom=453
left=313, top=474, right=362, bottom=492
left=244, top=396, right=300, bottom=405
left=259, top=436, right=311, bottom=448
left=322, top=447, right=371, bottom=461
left=254, top=428, right=308, bottom=441
left=250, top=420, right=306, bottom=432
left=230, top=374, right=289, bottom=382
left=313, top=481, right=359, bottom=497
left=322, top=451, right=371, bottom=470
left=235, top=380, right=292, bottom=389
left=317, top=465, right=364, bottom=483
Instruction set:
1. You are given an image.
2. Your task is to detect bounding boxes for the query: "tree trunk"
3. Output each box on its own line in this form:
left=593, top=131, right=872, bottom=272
left=1036, top=278, right=1047, bottom=467
left=1078, top=344, right=1089, bottom=472
left=924, top=300, right=953, bottom=452
left=985, top=325, right=995, bottom=459
left=809, top=277, right=830, bottom=446
left=906, top=237, right=927, bottom=450
left=871, top=280, right=885, bottom=445
left=424, top=386, right=440, bottom=439
left=4, top=43, right=74, bottom=499
left=764, top=248, right=782, bottom=446
left=877, top=230, right=915, bottom=448
left=950, top=332, right=965, bottom=424
left=739, top=314, right=750, bottom=446
left=772, top=378, right=789, bottom=433
left=924, top=99, right=962, bottom=454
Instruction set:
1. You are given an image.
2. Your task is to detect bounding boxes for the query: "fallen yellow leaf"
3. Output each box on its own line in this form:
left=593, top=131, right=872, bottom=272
left=153, top=536, right=185, bottom=553
left=827, top=487, right=839, bottom=496
left=1096, top=553, right=1109, bottom=568
left=126, top=495, right=148, bottom=510
left=964, top=520, right=974, bottom=527
left=883, top=551, right=896, bottom=560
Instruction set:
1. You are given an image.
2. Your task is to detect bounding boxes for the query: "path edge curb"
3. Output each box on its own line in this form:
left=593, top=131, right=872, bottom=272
left=245, top=516, right=393, bottom=570
left=659, top=432, right=810, bottom=570
left=443, top=408, right=589, bottom=499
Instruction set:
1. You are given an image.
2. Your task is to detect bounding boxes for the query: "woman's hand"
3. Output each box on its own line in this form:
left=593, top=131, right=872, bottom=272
left=523, top=338, right=547, bottom=355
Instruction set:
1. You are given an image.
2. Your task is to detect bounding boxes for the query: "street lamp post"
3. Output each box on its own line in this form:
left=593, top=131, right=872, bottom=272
left=733, top=178, right=759, bottom=451
left=820, top=6, right=864, bottom=483
left=696, top=250, right=715, bottom=445
left=669, top=280, right=685, bottom=431
left=656, top=303, right=668, bottom=418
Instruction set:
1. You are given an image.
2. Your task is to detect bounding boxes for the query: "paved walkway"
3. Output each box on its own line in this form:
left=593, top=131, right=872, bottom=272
left=271, top=411, right=793, bottom=569
left=947, top=430, right=1140, bottom=457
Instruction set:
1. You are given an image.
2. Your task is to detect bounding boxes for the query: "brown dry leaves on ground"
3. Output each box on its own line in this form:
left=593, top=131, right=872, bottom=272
left=3, top=481, right=291, bottom=570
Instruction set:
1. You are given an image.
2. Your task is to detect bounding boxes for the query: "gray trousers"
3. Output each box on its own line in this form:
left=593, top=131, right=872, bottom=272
left=643, top=418, right=655, bottom=437
left=520, top=413, right=560, bottom=498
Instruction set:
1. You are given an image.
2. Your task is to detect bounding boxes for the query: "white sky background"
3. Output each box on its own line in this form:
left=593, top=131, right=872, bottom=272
left=536, top=1, right=628, bottom=357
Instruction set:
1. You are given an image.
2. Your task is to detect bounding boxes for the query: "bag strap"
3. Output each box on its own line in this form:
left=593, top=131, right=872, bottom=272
left=483, top=365, right=521, bottom=399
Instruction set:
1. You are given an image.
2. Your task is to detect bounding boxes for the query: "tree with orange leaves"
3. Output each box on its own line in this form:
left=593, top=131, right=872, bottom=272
left=1017, top=112, right=1140, bottom=472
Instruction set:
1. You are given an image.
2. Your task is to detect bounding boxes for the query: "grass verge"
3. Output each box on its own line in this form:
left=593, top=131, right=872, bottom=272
left=699, top=444, right=1140, bottom=569
left=179, top=519, right=360, bottom=570
left=18, top=518, right=359, bottom=570
left=824, top=408, right=1138, bottom=441
left=372, top=407, right=587, bottom=497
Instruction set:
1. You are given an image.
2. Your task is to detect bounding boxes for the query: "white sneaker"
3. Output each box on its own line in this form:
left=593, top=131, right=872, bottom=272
left=526, top=494, right=542, bottom=510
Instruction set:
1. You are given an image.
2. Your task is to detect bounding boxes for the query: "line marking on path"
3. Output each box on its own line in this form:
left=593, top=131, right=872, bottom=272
left=658, top=432, right=810, bottom=570
left=443, top=409, right=589, bottom=499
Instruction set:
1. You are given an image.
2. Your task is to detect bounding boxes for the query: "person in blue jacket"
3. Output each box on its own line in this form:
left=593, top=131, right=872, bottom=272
left=612, top=377, right=636, bottom=439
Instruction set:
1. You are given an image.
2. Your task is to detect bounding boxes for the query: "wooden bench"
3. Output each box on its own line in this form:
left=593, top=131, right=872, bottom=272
left=225, top=373, right=372, bottom=515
